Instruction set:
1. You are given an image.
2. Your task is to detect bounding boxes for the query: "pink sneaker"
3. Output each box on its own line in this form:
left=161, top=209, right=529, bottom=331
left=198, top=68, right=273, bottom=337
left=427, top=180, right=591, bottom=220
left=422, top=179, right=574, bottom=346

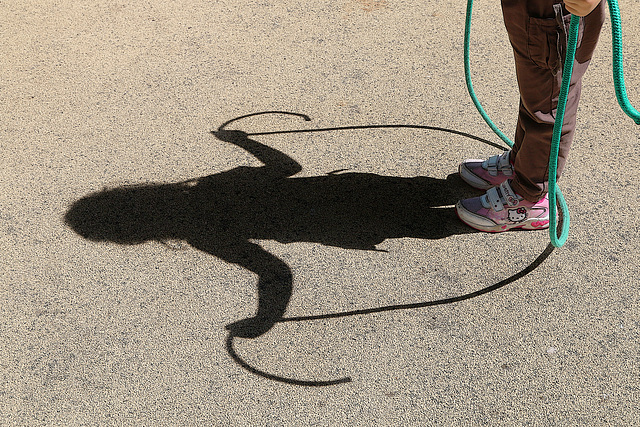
left=459, top=150, right=513, bottom=190
left=456, top=180, right=550, bottom=232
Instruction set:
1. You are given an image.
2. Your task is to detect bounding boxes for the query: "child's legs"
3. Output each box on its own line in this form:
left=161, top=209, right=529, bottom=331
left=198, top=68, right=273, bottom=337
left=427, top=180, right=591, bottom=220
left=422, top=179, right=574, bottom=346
left=501, top=0, right=605, bottom=202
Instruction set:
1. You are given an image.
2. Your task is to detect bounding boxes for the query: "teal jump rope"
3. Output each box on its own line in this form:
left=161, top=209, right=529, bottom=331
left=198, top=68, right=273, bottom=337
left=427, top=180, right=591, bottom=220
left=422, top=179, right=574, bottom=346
left=464, top=0, right=640, bottom=248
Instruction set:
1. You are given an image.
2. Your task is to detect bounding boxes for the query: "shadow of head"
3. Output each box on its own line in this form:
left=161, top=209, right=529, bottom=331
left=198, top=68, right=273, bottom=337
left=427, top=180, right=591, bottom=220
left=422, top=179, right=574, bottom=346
left=64, top=183, right=194, bottom=245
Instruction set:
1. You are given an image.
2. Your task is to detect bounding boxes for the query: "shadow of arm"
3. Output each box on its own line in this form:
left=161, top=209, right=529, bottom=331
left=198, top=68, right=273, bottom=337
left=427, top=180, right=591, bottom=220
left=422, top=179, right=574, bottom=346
left=211, top=130, right=302, bottom=177
left=190, top=237, right=293, bottom=338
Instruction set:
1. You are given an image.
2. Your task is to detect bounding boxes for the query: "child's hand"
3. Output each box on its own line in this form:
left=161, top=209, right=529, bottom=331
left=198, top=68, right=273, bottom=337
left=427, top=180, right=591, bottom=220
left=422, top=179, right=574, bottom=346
left=563, top=0, right=601, bottom=17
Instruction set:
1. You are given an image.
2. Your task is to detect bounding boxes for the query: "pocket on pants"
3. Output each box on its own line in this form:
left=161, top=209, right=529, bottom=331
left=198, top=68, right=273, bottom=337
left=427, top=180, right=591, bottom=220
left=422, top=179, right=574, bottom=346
left=527, top=17, right=560, bottom=70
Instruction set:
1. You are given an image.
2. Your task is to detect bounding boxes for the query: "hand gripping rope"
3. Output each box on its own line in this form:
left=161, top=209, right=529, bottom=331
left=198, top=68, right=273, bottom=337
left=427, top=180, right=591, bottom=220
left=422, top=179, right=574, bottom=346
left=464, top=0, right=640, bottom=248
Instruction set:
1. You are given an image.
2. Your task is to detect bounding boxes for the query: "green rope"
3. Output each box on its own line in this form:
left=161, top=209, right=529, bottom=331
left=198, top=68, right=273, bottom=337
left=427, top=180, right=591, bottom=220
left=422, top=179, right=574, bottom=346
left=463, top=0, right=513, bottom=148
left=464, top=0, right=638, bottom=248
left=608, top=0, right=640, bottom=124
left=547, top=15, right=579, bottom=247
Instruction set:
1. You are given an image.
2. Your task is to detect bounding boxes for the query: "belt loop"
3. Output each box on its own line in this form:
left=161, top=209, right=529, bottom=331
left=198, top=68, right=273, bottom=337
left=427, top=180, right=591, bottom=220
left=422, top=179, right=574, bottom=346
left=554, top=3, right=568, bottom=41
left=553, top=3, right=568, bottom=75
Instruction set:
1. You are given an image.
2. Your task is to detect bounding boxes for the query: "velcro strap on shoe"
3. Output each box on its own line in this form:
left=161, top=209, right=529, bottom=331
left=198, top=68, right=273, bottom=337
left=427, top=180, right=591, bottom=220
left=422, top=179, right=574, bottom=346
left=486, top=187, right=504, bottom=212
left=499, top=180, right=521, bottom=207
left=484, top=154, right=499, bottom=176
left=497, top=151, right=513, bottom=176
left=483, top=151, right=512, bottom=177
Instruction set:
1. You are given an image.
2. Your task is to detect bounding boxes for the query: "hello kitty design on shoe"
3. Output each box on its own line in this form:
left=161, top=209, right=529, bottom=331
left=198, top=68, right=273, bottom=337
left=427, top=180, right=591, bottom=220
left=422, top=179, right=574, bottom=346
left=455, top=180, right=550, bottom=232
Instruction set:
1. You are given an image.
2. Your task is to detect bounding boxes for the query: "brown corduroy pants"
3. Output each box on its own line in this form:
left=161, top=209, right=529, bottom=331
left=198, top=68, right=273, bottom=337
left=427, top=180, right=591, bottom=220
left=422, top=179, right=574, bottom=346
left=501, top=0, right=605, bottom=202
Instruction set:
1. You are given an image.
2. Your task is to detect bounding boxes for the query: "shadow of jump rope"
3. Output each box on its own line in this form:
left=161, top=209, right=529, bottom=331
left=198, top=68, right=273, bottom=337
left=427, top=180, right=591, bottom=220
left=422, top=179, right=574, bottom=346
left=227, top=243, right=554, bottom=386
left=219, top=110, right=505, bottom=151
left=220, top=112, right=556, bottom=386
left=225, top=228, right=555, bottom=385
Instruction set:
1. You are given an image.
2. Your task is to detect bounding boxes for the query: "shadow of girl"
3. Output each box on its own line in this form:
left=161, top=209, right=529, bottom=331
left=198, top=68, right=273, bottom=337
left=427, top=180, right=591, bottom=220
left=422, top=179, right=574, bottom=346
left=65, top=128, right=476, bottom=339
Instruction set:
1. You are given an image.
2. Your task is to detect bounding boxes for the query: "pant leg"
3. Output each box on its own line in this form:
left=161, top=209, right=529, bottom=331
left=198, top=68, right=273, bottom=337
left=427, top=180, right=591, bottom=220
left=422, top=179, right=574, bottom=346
left=501, top=0, right=605, bottom=202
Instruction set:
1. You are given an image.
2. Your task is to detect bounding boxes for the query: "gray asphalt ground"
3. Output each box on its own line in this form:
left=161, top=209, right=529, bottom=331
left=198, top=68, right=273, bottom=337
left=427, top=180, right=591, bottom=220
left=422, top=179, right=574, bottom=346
left=2, top=0, right=639, bottom=425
